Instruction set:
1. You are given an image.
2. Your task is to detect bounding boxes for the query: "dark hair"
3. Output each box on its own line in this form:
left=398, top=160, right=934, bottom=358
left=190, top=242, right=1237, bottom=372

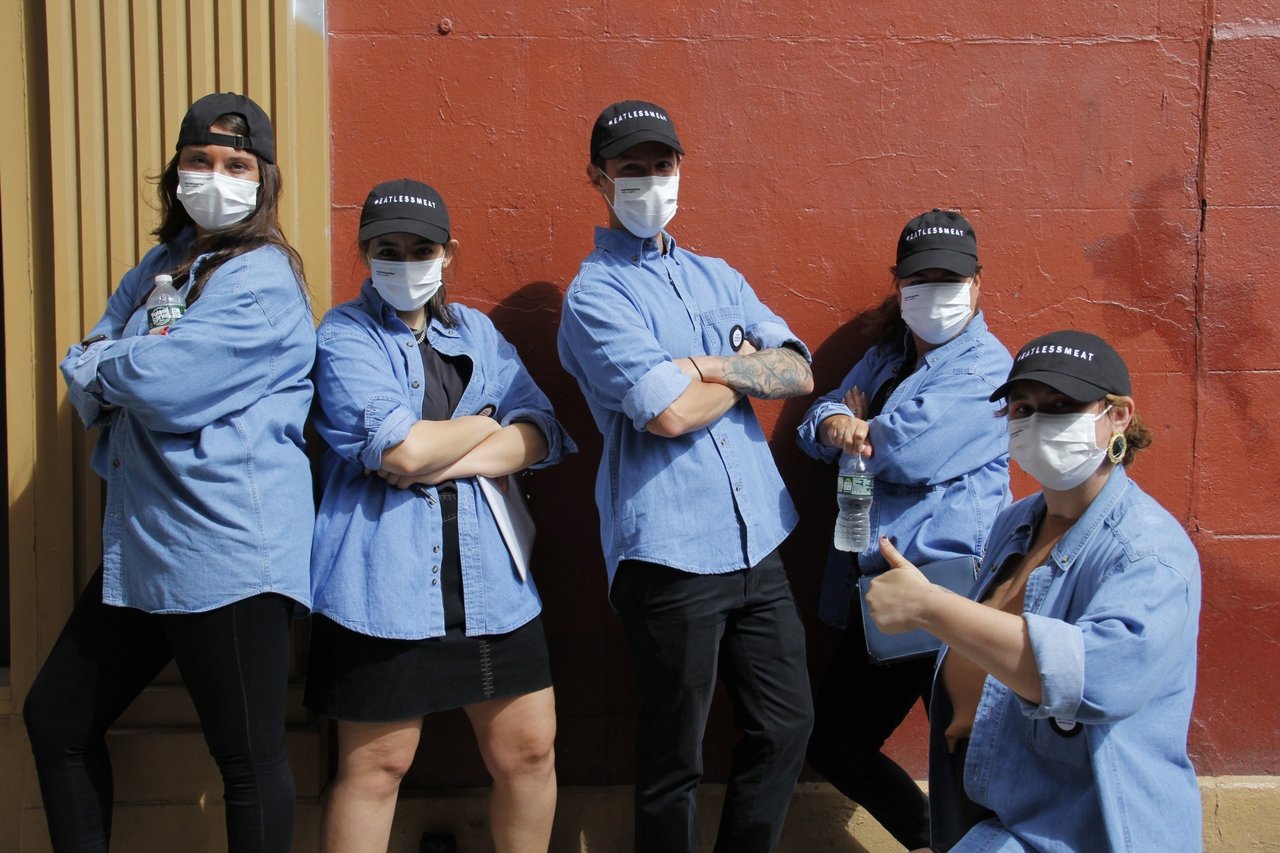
left=152, top=112, right=309, bottom=307
left=356, top=237, right=458, bottom=327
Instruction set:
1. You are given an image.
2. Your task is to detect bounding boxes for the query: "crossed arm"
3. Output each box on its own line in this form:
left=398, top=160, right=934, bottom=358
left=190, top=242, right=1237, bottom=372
left=646, top=343, right=814, bottom=437
left=377, top=417, right=548, bottom=489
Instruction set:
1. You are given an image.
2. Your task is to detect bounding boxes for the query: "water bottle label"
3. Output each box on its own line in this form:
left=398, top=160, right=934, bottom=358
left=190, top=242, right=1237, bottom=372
left=837, top=474, right=874, bottom=498
left=147, top=304, right=185, bottom=329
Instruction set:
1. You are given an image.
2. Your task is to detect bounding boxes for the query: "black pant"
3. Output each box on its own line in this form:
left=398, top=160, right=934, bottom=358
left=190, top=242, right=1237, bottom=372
left=23, top=568, right=295, bottom=852
left=609, top=549, right=814, bottom=853
left=807, top=601, right=934, bottom=850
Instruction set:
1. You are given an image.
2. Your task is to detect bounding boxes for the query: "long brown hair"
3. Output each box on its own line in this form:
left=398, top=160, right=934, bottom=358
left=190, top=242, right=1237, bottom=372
left=152, top=112, right=309, bottom=306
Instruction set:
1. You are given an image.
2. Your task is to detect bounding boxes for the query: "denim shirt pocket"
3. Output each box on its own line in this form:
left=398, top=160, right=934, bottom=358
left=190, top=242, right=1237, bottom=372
left=699, top=306, right=746, bottom=355
left=1026, top=716, right=1089, bottom=767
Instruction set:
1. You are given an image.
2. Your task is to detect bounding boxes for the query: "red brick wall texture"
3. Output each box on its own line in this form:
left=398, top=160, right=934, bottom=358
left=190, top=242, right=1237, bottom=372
left=327, top=2, right=1280, bottom=784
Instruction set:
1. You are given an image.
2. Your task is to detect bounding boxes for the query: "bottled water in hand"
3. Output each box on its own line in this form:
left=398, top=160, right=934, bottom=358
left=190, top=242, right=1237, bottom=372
left=145, top=274, right=186, bottom=331
left=834, top=452, right=873, bottom=553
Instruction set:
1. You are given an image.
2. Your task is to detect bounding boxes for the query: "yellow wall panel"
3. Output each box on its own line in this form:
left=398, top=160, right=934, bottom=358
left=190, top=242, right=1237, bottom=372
left=5, top=0, right=330, bottom=708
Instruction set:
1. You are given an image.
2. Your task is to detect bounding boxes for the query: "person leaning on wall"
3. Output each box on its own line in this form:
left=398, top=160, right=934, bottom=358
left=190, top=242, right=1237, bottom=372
left=305, top=178, right=575, bottom=853
left=866, top=330, right=1202, bottom=852
left=23, top=91, right=316, bottom=853
left=795, top=210, right=1012, bottom=850
left=557, top=99, right=815, bottom=853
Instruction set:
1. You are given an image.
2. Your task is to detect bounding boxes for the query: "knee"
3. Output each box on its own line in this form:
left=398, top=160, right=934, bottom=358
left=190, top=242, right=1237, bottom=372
left=485, top=726, right=556, bottom=783
left=337, top=747, right=416, bottom=800
left=23, top=684, right=77, bottom=757
left=780, top=692, right=815, bottom=746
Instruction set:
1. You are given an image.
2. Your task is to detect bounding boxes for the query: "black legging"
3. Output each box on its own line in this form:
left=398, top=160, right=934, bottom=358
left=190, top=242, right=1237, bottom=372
left=807, top=601, right=935, bottom=850
left=22, top=568, right=295, bottom=852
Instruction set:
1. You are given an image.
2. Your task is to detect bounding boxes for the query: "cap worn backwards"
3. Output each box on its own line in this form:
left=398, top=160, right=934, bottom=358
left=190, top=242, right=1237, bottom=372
left=358, top=179, right=451, bottom=245
left=176, top=92, right=276, bottom=164
left=989, top=329, right=1132, bottom=403
left=590, top=100, right=685, bottom=161
left=895, top=209, right=978, bottom=279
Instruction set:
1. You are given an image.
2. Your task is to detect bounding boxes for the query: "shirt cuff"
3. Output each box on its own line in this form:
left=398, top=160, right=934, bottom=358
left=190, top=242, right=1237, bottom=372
left=622, top=361, right=691, bottom=431
left=62, top=342, right=111, bottom=426
left=797, top=400, right=850, bottom=463
left=1022, top=612, right=1086, bottom=720
left=360, top=398, right=416, bottom=471
left=503, top=410, right=577, bottom=469
left=748, top=320, right=811, bottom=362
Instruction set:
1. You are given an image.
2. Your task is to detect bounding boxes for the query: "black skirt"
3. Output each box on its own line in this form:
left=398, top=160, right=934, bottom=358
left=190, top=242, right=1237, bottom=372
left=305, top=490, right=553, bottom=722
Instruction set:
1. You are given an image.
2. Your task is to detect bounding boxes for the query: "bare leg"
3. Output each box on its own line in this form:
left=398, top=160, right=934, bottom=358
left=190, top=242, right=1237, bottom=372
left=464, top=687, right=557, bottom=853
left=320, top=718, right=423, bottom=853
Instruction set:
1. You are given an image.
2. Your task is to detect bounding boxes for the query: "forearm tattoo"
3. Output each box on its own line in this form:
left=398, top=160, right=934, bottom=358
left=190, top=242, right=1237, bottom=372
left=721, top=347, right=812, bottom=400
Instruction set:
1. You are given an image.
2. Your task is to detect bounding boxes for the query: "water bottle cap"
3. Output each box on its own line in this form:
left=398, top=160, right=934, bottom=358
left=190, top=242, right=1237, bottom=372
left=155, top=274, right=173, bottom=286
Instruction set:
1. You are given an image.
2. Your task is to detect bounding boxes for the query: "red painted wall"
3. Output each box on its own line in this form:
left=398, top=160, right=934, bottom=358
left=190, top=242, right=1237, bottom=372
left=328, top=2, right=1280, bottom=784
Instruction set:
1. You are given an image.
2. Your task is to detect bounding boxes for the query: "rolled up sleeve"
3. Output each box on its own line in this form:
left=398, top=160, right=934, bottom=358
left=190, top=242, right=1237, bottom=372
left=314, top=316, right=417, bottom=471
left=1020, top=553, right=1195, bottom=725
left=559, top=283, right=690, bottom=431
left=1022, top=612, right=1086, bottom=719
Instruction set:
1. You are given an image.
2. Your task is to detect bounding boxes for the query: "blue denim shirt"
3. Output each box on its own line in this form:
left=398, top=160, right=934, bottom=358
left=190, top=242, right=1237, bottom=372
left=796, top=313, right=1012, bottom=628
left=557, top=227, right=811, bottom=586
left=930, top=466, right=1202, bottom=852
left=60, top=235, right=316, bottom=613
left=310, top=280, right=575, bottom=639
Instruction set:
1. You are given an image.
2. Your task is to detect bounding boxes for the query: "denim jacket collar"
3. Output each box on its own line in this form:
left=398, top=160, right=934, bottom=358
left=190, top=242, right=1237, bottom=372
left=910, top=310, right=991, bottom=369
left=593, top=225, right=679, bottom=266
left=994, top=464, right=1131, bottom=576
left=1052, top=464, right=1129, bottom=571
left=357, top=277, right=462, bottom=342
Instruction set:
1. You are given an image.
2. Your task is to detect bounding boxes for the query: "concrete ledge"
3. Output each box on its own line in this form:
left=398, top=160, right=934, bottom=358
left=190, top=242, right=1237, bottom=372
left=14, top=777, right=1280, bottom=851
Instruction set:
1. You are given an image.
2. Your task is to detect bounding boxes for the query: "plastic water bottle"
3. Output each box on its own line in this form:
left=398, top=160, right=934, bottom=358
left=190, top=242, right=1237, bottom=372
left=834, top=452, right=873, bottom=552
left=145, top=274, right=186, bottom=330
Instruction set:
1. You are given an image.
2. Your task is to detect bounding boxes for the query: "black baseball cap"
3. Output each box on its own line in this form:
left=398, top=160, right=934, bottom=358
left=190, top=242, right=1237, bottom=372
left=590, top=100, right=685, bottom=161
left=176, top=92, right=275, bottom=164
left=990, top=330, right=1132, bottom=402
left=895, top=209, right=978, bottom=278
left=358, top=179, right=451, bottom=244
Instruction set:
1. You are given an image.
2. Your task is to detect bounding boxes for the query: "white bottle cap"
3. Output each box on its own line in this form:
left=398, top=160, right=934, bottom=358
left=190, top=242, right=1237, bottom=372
left=154, top=274, right=173, bottom=286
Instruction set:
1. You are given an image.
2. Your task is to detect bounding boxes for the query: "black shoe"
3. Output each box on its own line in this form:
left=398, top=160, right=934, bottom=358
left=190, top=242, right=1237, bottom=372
left=419, top=831, right=458, bottom=853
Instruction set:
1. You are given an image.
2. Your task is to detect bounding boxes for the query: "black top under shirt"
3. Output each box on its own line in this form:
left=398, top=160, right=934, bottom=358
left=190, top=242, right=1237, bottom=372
left=419, top=334, right=472, bottom=494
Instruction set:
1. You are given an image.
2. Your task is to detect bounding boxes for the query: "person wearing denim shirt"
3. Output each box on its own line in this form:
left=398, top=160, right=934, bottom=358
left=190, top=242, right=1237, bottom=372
left=307, top=179, right=574, bottom=853
left=866, top=330, right=1201, bottom=852
left=557, top=100, right=815, bottom=853
left=796, top=210, right=1011, bottom=850
left=24, top=92, right=314, bottom=852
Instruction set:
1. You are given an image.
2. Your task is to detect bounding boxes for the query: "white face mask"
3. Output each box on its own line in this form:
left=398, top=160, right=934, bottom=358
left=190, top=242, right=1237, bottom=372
left=603, top=173, right=679, bottom=239
left=176, top=170, right=259, bottom=231
left=368, top=257, right=445, bottom=311
left=900, top=281, right=974, bottom=344
left=1007, top=406, right=1112, bottom=491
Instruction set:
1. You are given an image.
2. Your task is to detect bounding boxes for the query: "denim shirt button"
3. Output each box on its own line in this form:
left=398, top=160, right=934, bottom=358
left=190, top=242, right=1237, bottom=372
left=720, top=438, right=727, bottom=446
left=406, top=340, right=414, bottom=348
left=432, top=578, right=439, bottom=586
left=432, top=545, right=440, bottom=553
left=111, top=458, right=122, bottom=469
left=432, top=565, right=439, bottom=573
left=412, top=380, right=421, bottom=389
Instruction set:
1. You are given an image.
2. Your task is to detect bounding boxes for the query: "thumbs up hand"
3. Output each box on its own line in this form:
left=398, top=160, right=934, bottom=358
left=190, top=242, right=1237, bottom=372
left=865, top=536, right=933, bottom=634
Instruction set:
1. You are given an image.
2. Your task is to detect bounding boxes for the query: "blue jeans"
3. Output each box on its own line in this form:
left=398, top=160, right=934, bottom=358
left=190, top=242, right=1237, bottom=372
left=23, top=568, right=295, bottom=852
left=610, top=548, right=813, bottom=853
